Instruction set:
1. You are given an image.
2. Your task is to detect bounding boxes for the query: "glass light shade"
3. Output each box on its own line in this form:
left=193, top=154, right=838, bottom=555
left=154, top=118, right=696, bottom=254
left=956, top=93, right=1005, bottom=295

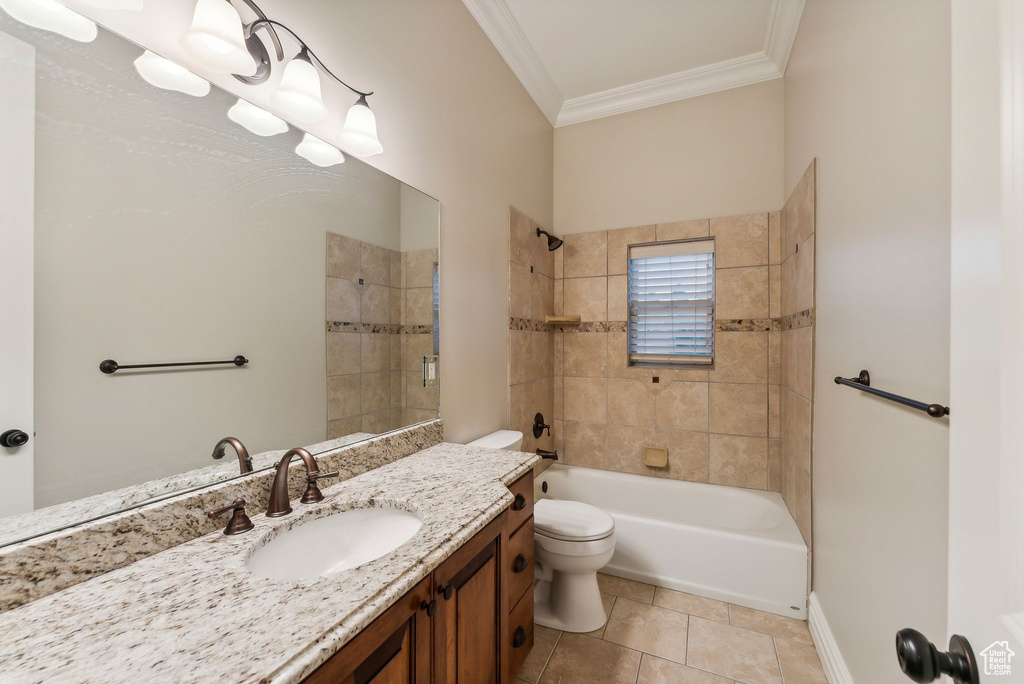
left=78, top=0, right=142, bottom=10
left=295, top=133, right=345, bottom=167
left=227, top=98, right=288, bottom=137
left=337, top=99, right=383, bottom=157
left=0, top=0, right=97, bottom=42
left=133, top=50, right=210, bottom=97
left=180, top=0, right=256, bottom=76
left=270, top=54, right=328, bottom=123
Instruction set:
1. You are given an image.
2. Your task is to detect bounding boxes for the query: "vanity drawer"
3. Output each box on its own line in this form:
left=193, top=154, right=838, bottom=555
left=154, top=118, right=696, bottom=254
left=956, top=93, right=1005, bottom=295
left=507, top=516, right=534, bottom=608
left=507, top=471, right=534, bottom=533
left=508, top=583, right=535, bottom=680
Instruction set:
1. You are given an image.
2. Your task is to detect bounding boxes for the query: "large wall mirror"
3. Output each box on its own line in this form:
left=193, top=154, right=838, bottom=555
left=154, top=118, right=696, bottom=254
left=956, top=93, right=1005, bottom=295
left=0, top=14, right=440, bottom=547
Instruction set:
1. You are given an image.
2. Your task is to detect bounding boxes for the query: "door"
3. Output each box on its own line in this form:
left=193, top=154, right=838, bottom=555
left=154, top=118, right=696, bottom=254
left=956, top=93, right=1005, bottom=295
left=0, top=31, right=35, bottom=518
left=303, top=576, right=433, bottom=684
left=433, top=515, right=505, bottom=684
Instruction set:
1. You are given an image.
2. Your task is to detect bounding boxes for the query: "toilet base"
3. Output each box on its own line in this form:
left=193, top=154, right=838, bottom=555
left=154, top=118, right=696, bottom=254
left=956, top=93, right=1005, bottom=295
left=533, top=573, right=607, bottom=633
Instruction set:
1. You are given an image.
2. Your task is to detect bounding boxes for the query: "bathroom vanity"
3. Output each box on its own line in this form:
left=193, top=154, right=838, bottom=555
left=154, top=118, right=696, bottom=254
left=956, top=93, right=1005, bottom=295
left=0, top=442, right=538, bottom=683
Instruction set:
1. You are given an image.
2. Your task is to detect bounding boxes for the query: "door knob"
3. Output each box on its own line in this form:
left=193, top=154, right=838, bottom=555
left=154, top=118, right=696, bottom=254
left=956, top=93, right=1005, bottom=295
left=896, top=628, right=979, bottom=684
left=0, top=430, right=29, bottom=448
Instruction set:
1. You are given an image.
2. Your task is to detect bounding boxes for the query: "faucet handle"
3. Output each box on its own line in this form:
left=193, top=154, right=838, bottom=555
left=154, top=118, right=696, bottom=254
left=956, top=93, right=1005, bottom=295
left=206, top=498, right=254, bottom=535
left=300, top=471, right=340, bottom=504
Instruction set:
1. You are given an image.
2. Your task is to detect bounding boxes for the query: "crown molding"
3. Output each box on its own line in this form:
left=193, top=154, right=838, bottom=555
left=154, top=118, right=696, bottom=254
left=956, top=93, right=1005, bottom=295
left=464, top=0, right=804, bottom=128
left=461, top=0, right=562, bottom=125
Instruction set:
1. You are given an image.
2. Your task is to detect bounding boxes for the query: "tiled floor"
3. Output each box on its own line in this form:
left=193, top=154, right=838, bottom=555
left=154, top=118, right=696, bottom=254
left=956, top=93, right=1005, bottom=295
left=515, top=574, right=827, bottom=684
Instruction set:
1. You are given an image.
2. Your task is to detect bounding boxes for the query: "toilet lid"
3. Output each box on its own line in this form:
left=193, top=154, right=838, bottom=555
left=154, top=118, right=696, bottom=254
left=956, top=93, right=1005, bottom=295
left=534, top=499, right=615, bottom=542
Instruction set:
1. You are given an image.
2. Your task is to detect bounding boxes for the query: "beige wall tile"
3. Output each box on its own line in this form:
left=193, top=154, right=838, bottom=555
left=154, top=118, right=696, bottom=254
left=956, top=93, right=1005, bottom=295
left=781, top=162, right=814, bottom=262
left=406, top=370, right=439, bottom=411
left=607, top=275, right=628, bottom=321
left=390, top=250, right=403, bottom=290
left=360, top=333, right=390, bottom=373
left=509, top=206, right=534, bottom=268
left=770, top=264, right=781, bottom=318
left=768, top=210, right=782, bottom=265
left=508, top=330, right=529, bottom=386
left=327, top=233, right=360, bottom=280
left=562, top=420, right=606, bottom=468
left=652, top=587, right=729, bottom=623
left=794, top=464, right=812, bottom=546
left=405, top=249, right=436, bottom=288
left=654, top=381, right=709, bottom=432
left=768, top=439, right=781, bottom=492
left=531, top=272, right=554, bottom=320
left=709, top=434, right=768, bottom=489
left=709, top=331, right=768, bottom=384
left=404, top=333, right=433, bottom=372
left=775, top=635, right=828, bottom=684
left=603, top=598, right=689, bottom=664
left=781, top=387, right=812, bottom=474
left=404, top=287, right=433, bottom=326
left=361, top=371, right=391, bottom=413
left=360, top=284, right=391, bottom=324
left=532, top=225, right=555, bottom=278
left=553, top=279, right=563, bottom=315
left=709, top=383, right=767, bottom=437
left=538, top=633, right=641, bottom=684
left=531, top=330, right=554, bottom=381
left=711, top=213, right=768, bottom=268
left=780, top=443, right=796, bottom=514
left=564, top=230, right=608, bottom=278
left=729, top=605, right=813, bottom=645
left=327, top=332, right=360, bottom=376
left=553, top=242, right=563, bottom=279
left=361, top=409, right=392, bottom=433
left=553, top=375, right=563, bottom=420
left=608, top=332, right=709, bottom=383
left=781, top=235, right=814, bottom=317
left=657, top=219, right=710, bottom=242
left=606, top=424, right=656, bottom=475
left=552, top=332, right=563, bottom=376
left=564, top=276, right=608, bottom=321
left=608, top=225, right=656, bottom=275
left=390, top=370, right=403, bottom=407
left=686, top=617, right=782, bottom=684
left=607, top=378, right=655, bottom=426
left=781, top=326, right=814, bottom=399
left=360, top=243, right=391, bottom=286
left=390, top=287, right=402, bottom=325
left=768, top=385, right=780, bottom=438
left=327, top=374, right=360, bottom=420
left=716, top=266, right=769, bottom=319
left=509, top=262, right=531, bottom=319
left=565, top=329, right=602, bottom=376
left=768, top=330, right=781, bottom=384
left=638, top=655, right=733, bottom=684
left=564, top=376, right=607, bottom=422
left=327, top=416, right=361, bottom=440
left=655, top=429, right=710, bottom=482
left=508, top=381, right=528, bottom=437
left=327, top=277, right=360, bottom=322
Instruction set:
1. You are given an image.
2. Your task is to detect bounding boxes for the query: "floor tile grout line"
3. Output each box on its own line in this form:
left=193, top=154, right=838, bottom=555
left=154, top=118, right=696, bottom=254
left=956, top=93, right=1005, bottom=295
left=534, top=629, right=562, bottom=683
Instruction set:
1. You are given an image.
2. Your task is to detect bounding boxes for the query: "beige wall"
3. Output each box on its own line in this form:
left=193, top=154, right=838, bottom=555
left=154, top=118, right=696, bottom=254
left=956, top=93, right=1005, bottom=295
left=553, top=80, right=784, bottom=235
left=784, top=2, right=951, bottom=681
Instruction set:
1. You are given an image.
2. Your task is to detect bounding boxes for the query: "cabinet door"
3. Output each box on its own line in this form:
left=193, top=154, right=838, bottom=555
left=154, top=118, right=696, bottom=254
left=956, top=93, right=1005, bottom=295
left=303, top=576, right=433, bottom=684
left=433, top=514, right=507, bottom=684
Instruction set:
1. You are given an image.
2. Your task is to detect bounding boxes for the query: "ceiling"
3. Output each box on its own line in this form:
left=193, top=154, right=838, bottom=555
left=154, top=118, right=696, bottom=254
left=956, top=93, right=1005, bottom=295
left=463, top=0, right=805, bottom=127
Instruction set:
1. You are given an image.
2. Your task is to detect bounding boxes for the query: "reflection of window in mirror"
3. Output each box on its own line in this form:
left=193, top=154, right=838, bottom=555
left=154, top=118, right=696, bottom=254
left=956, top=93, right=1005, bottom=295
left=432, top=262, right=440, bottom=356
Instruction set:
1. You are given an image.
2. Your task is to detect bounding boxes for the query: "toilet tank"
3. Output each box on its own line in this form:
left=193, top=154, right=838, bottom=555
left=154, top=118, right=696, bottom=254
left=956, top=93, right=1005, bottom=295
left=467, top=430, right=524, bottom=451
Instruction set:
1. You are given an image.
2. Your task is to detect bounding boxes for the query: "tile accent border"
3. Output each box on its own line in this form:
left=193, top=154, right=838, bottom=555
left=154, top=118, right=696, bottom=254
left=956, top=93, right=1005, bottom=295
left=327, top=322, right=434, bottom=335
left=509, top=316, right=807, bottom=333
left=716, top=318, right=780, bottom=332
left=779, top=309, right=814, bottom=331
left=0, top=420, right=444, bottom=614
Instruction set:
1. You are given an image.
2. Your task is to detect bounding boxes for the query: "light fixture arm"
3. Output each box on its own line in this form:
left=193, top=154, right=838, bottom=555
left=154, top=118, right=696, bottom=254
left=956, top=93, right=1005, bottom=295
left=236, top=0, right=282, bottom=61
left=242, top=16, right=373, bottom=99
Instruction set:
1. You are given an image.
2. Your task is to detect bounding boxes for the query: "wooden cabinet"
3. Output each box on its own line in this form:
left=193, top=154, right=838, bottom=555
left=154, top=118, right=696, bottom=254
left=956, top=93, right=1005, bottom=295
left=302, top=471, right=536, bottom=684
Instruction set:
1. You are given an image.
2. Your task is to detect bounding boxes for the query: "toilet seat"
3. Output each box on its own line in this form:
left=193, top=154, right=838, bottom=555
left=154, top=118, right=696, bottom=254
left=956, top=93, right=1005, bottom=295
left=535, top=499, right=614, bottom=542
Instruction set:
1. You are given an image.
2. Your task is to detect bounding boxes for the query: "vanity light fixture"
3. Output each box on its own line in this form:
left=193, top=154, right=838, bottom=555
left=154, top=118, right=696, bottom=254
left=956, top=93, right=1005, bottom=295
left=78, top=0, right=143, bottom=11
left=180, top=0, right=256, bottom=76
left=0, top=0, right=97, bottom=42
left=133, top=50, right=211, bottom=97
left=295, top=132, right=345, bottom=167
left=227, top=98, right=287, bottom=136
left=179, top=0, right=383, bottom=156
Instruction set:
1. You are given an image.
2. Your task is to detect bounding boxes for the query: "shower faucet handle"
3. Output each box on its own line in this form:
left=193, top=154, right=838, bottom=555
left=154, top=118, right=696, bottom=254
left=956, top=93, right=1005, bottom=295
left=532, top=413, right=551, bottom=439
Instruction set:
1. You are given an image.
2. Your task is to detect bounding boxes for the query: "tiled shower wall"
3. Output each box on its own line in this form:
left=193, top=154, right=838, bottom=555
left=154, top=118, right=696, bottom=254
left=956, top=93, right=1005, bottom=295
left=779, top=161, right=816, bottom=546
left=326, top=233, right=439, bottom=439
left=507, top=207, right=555, bottom=456
left=549, top=214, right=785, bottom=492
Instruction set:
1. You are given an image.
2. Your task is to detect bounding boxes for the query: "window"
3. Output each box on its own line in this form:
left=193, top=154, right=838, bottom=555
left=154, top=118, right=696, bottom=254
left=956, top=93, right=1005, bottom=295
left=627, top=239, right=715, bottom=366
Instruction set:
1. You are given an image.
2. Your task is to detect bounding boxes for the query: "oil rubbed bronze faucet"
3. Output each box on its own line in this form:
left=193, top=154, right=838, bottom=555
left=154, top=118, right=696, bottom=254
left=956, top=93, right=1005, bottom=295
left=266, top=447, right=339, bottom=517
left=211, top=437, right=253, bottom=474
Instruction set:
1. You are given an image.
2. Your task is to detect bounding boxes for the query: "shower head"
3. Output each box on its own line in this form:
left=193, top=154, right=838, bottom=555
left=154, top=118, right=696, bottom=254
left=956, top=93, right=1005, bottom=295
left=537, top=227, right=563, bottom=251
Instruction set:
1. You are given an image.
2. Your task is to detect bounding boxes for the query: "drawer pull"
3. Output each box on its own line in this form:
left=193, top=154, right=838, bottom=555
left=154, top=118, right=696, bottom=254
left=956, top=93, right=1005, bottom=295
left=513, top=553, right=528, bottom=574
left=438, top=584, right=454, bottom=600
left=420, top=600, right=437, bottom=617
left=512, top=493, right=527, bottom=511
left=512, top=626, right=527, bottom=648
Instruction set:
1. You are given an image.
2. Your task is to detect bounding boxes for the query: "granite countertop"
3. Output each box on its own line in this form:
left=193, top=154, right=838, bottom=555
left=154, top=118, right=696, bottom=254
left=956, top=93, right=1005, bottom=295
left=0, top=443, right=538, bottom=684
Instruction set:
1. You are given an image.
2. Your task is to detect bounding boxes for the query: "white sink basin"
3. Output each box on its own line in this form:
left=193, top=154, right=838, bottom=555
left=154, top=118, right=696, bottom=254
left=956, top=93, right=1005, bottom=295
left=247, top=508, right=423, bottom=580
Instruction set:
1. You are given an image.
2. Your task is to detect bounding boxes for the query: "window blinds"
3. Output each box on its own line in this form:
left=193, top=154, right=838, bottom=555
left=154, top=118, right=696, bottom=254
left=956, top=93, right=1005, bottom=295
left=627, top=239, right=715, bottom=365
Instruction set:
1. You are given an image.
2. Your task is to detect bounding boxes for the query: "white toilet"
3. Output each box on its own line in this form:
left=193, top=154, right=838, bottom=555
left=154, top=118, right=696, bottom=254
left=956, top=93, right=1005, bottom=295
left=466, top=430, right=616, bottom=634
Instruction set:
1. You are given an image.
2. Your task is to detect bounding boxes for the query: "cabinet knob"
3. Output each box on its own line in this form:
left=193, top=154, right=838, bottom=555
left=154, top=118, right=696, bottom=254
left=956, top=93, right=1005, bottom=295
left=512, top=626, right=527, bottom=648
left=0, top=430, right=29, bottom=448
left=420, top=599, right=437, bottom=617
left=512, top=493, right=527, bottom=511
left=513, top=553, right=528, bottom=573
left=896, top=629, right=979, bottom=684
left=438, top=584, right=454, bottom=600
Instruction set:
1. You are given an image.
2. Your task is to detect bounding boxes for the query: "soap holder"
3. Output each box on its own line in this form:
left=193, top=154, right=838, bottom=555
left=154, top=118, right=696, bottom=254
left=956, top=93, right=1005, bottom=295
left=643, top=445, right=668, bottom=468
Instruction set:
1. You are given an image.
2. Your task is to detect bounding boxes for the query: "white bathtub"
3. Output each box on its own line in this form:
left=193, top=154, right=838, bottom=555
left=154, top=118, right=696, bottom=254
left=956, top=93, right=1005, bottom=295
left=535, top=464, right=808, bottom=619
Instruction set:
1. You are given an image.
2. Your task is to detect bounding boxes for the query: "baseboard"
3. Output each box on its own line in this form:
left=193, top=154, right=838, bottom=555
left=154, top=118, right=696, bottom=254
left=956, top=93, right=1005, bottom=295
left=808, top=591, right=854, bottom=684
